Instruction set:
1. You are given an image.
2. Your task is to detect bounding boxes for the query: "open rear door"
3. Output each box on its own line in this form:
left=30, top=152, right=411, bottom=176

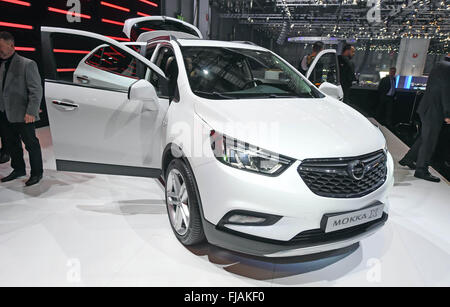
left=306, top=49, right=343, bottom=100
left=41, top=26, right=168, bottom=177
left=123, top=16, right=202, bottom=42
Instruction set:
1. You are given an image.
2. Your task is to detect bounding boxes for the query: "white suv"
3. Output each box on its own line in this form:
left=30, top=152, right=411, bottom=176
left=41, top=16, right=393, bottom=257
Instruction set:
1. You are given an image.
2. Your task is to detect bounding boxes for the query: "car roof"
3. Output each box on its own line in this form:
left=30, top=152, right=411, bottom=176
left=176, top=39, right=268, bottom=52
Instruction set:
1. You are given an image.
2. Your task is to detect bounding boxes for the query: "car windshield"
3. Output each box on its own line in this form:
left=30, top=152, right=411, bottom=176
left=181, top=46, right=324, bottom=100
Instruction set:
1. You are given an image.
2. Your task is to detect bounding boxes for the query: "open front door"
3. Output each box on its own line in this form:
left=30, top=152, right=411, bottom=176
left=41, top=27, right=169, bottom=177
left=306, top=49, right=343, bottom=100
left=123, top=16, right=202, bottom=42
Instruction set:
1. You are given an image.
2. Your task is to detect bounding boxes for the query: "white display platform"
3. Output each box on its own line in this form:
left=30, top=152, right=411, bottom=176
left=0, top=122, right=449, bottom=286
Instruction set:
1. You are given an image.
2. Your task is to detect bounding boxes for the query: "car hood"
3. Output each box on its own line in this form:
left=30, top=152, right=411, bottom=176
left=194, top=97, right=386, bottom=160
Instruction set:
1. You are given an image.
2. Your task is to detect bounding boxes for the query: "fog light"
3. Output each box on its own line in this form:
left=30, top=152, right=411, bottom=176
left=228, top=214, right=266, bottom=224
left=219, top=210, right=282, bottom=227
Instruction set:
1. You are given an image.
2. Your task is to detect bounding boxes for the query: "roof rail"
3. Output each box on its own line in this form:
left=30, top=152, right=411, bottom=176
left=232, top=41, right=258, bottom=46
left=146, top=35, right=175, bottom=44
left=136, top=30, right=198, bottom=43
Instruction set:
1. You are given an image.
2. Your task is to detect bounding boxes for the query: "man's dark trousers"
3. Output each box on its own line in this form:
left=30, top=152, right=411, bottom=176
left=403, top=109, right=443, bottom=172
left=0, top=111, right=42, bottom=176
left=342, top=85, right=352, bottom=105
left=0, top=123, right=5, bottom=154
left=377, top=95, right=395, bottom=128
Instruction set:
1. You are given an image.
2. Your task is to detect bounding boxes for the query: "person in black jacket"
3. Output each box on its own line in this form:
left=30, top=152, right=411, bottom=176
left=338, top=44, right=356, bottom=105
left=376, top=67, right=397, bottom=128
left=399, top=56, right=450, bottom=182
left=0, top=31, right=43, bottom=186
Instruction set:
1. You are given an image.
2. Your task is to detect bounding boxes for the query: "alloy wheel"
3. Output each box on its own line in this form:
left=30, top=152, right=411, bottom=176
left=166, top=169, right=190, bottom=236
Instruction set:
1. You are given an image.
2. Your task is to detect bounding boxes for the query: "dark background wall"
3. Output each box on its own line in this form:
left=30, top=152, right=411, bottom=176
left=0, top=0, right=162, bottom=125
left=0, top=0, right=162, bottom=68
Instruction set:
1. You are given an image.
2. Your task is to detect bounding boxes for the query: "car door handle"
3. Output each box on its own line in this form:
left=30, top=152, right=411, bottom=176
left=76, top=75, right=89, bottom=84
left=52, top=100, right=79, bottom=111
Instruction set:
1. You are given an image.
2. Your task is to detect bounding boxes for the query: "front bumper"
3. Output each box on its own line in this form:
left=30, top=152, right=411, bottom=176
left=203, top=212, right=388, bottom=257
left=190, top=151, right=394, bottom=242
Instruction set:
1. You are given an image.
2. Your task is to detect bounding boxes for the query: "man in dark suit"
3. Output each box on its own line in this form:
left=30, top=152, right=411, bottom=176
left=338, top=44, right=356, bottom=105
left=399, top=55, right=450, bottom=182
left=376, top=67, right=397, bottom=129
left=0, top=31, right=43, bottom=186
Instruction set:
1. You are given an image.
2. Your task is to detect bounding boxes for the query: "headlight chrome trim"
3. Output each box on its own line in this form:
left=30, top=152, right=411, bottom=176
left=210, top=130, right=295, bottom=177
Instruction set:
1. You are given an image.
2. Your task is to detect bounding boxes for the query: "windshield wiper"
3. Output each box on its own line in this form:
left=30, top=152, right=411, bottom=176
left=193, top=90, right=238, bottom=100
left=266, top=94, right=297, bottom=98
left=253, top=93, right=315, bottom=99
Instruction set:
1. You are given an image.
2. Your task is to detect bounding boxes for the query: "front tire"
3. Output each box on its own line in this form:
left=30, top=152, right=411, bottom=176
left=165, top=159, right=205, bottom=245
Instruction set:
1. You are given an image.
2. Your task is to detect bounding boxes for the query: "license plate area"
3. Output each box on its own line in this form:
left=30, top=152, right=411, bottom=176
left=321, top=201, right=385, bottom=233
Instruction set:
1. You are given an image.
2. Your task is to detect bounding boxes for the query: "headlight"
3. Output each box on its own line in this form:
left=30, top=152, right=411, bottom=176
left=210, top=130, right=294, bottom=176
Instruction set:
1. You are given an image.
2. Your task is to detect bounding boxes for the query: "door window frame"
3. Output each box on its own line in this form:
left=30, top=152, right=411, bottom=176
left=149, top=42, right=178, bottom=99
left=306, top=49, right=341, bottom=87
left=84, top=45, right=142, bottom=80
left=41, top=26, right=166, bottom=93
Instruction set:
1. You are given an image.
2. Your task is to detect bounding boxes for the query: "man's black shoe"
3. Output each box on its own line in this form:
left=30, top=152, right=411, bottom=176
left=414, top=170, right=440, bottom=183
left=0, top=153, right=10, bottom=164
left=399, top=157, right=416, bottom=170
left=1, top=170, right=26, bottom=182
left=25, top=174, right=43, bottom=187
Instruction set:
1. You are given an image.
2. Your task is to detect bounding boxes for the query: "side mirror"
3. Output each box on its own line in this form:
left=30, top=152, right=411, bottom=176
left=128, top=80, right=159, bottom=111
left=318, top=82, right=343, bottom=100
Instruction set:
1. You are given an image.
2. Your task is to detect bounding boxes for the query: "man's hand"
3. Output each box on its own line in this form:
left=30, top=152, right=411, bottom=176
left=445, top=118, right=450, bottom=124
left=24, top=114, right=35, bottom=124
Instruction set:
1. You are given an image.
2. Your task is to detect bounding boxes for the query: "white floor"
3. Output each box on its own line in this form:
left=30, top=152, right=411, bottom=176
left=0, top=122, right=449, bottom=287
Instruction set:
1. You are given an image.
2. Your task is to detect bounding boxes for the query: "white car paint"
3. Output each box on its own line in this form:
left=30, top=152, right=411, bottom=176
left=41, top=17, right=393, bottom=257
left=45, top=81, right=169, bottom=169
left=192, top=96, right=384, bottom=160
left=123, top=16, right=203, bottom=41
left=136, top=30, right=201, bottom=42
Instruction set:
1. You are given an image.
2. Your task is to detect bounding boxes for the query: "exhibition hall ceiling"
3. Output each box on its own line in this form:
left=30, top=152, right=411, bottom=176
left=212, top=0, right=449, bottom=52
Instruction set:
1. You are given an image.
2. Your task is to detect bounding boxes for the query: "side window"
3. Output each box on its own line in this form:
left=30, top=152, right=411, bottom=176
left=155, top=46, right=178, bottom=79
left=85, top=47, right=103, bottom=67
left=309, top=53, right=339, bottom=86
left=128, top=45, right=142, bottom=53
left=150, top=46, right=176, bottom=98
left=42, top=32, right=145, bottom=92
left=92, top=46, right=139, bottom=79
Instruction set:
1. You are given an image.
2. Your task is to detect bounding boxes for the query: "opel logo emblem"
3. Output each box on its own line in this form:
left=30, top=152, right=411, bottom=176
left=347, top=160, right=365, bottom=180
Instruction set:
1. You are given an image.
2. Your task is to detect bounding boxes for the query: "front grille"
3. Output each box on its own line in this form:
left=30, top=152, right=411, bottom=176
left=298, top=150, right=387, bottom=198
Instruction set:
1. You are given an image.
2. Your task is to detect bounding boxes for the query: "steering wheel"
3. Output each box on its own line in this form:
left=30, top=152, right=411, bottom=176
left=243, top=79, right=263, bottom=89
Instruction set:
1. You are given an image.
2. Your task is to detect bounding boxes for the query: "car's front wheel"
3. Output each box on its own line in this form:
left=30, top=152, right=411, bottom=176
left=165, top=159, right=205, bottom=245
